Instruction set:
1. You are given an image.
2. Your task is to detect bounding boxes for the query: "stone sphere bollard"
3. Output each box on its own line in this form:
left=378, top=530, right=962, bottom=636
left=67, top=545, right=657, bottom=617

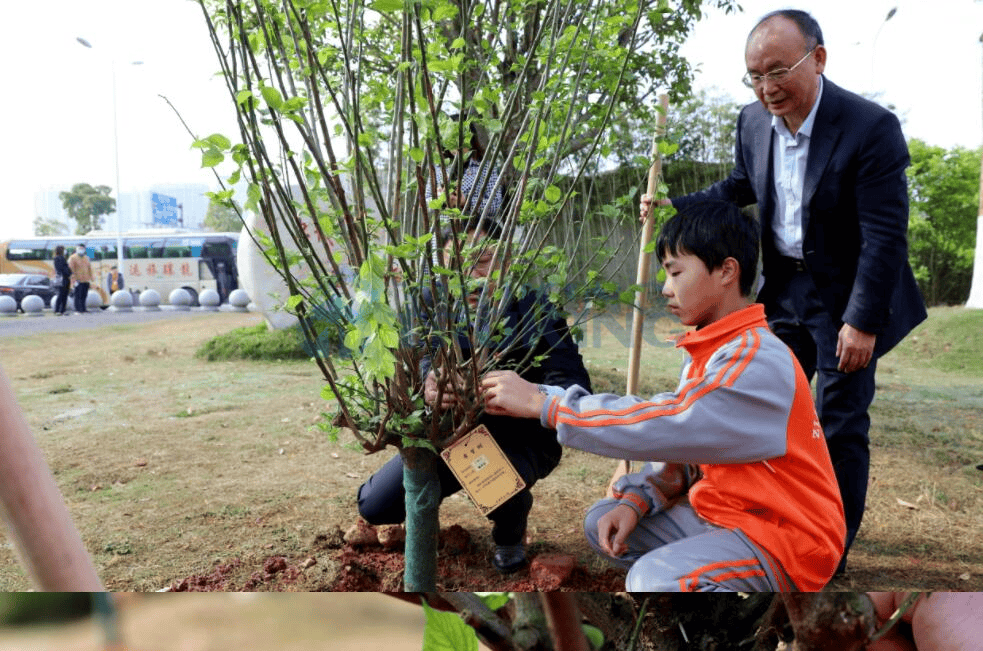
left=198, top=288, right=221, bottom=311
left=139, top=289, right=162, bottom=311
left=0, top=296, right=17, bottom=316
left=109, top=290, right=134, bottom=312
left=228, top=289, right=251, bottom=312
left=21, top=295, right=45, bottom=316
left=168, top=288, right=192, bottom=311
left=85, top=290, right=103, bottom=311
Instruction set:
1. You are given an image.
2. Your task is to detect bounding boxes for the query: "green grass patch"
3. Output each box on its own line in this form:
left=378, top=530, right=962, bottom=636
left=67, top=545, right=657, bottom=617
left=195, top=324, right=312, bottom=362
left=586, top=364, right=678, bottom=397
left=892, top=306, right=983, bottom=375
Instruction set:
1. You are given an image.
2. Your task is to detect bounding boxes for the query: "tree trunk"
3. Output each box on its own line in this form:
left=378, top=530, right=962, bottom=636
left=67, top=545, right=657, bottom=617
left=402, top=445, right=441, bottom=591
left=0, top=367, right=104, bottom=591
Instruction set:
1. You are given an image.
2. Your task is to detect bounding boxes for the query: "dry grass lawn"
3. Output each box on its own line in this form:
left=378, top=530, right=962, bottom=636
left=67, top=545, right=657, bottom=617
left=0, top=307, right=980, bottom=591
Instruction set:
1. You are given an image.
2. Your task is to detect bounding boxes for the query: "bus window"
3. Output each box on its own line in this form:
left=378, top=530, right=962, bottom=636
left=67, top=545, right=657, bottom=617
left=125, top=239, right=160, bottom=259
left=162, top=243, right=192, bottom=258
left=202, top=241, right=233, bottom=258
left=5, top=241, right=48, bottom=260
left=89, top=240, right=118, bottom=260
left=127, top=244, right=149, bottom=259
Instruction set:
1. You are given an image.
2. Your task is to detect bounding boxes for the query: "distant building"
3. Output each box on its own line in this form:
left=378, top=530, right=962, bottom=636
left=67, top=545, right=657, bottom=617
left=34, top=183, right=213, bottom=234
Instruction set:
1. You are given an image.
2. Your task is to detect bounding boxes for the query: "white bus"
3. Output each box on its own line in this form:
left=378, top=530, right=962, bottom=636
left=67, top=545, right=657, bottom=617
left=0, top=230, right=240, bottom=306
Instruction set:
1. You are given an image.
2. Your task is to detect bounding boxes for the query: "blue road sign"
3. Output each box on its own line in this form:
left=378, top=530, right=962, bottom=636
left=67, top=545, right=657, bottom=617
left=151, top=193, right=179, bottom=226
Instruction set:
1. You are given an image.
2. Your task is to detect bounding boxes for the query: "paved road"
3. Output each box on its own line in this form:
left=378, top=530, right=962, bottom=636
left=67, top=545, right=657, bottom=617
left=0, top=306, right=258, bottom=337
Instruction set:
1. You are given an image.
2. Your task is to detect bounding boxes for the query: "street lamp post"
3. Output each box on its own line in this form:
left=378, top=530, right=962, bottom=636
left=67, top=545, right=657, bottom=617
left=966, top=31, right=983, bottom=309
left=870, top=7, right=897, bottom=91
left=76, top=37, right=142, bottom=272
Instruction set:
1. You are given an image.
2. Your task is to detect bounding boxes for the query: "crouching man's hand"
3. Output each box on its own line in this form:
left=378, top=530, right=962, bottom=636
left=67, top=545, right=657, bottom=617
left=481, top=370, right=545, bottom=419
left=424, top=369, right=462, bottom=409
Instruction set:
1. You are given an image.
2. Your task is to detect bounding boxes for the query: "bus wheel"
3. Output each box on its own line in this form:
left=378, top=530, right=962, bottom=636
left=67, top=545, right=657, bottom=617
left=182, top=288, right=199, bottom=307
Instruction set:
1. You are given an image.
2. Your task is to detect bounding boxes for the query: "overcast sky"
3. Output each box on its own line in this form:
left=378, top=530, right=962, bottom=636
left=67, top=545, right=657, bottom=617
left=2, top=0, right=981, bottom=239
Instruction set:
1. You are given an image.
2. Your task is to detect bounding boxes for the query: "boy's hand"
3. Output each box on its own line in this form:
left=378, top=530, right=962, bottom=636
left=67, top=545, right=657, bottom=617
left=597, top=504, right=639, bottom=558
left=480, top=370, right=545, bottom=419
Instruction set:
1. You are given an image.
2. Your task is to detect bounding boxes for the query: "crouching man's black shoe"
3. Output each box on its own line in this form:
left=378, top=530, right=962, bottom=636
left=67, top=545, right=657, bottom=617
left=492, top=544, right=527, bottom=574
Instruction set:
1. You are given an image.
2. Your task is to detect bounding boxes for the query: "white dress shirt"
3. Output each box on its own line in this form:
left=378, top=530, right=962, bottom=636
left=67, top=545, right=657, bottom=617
left=771, top=76, right=824, bottom=259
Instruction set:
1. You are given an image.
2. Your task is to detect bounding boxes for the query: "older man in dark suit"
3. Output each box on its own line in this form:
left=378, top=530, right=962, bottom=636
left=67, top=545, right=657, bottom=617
left=657, top=9, right=926, bottom=573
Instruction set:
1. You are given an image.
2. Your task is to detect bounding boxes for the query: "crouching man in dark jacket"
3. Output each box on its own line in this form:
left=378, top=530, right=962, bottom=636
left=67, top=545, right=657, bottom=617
left=356, top=216, right=592, bottom=573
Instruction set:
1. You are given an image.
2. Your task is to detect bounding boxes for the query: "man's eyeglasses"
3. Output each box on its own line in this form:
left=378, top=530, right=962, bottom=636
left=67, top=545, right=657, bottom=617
left=742, top=47, right=816, bottom=88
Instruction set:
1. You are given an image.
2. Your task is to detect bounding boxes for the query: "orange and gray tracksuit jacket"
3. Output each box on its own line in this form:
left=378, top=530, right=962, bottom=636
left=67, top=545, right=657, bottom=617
left=540, top=304, right=846, bottom=591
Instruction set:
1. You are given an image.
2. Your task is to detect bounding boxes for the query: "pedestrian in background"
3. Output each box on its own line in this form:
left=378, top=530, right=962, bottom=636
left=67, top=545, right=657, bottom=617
left=52, top=245, right=72, bottom=316
left=68, top=244, right=93, bottom=313
left=106, top=265, right=125, bottom=297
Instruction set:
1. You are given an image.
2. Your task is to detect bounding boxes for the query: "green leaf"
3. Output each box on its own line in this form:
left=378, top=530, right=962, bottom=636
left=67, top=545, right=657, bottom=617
left=422, top=603, right=478, bottom=651
left=260, top=86, right=284, bottom=111
left=320, top=384, right=339, bottom=402
left=283, top=96, right=308, bottom=112
left=582, top=625, right=605, bottom=650
left=544, top=185, right=562, bottom=203
left=201, top=150, right=225, bottom=168
left=370, top=0, right=403, bottom=11
left=401, top=436, right=438, bottom=452
left=432, top=3, right=459, bottom=21
left=205, top=133, right=232, bottom=149
left=409, top=147, right=425, bottom=163
left=235, top=90, right=254, bottom=107
left=477, top=593, right=511, bottom=611
left=658, top=141, right=679, bottom=157
left=285, top=294, right=304, bottom=311
left=343, top=328, right=361, bottom=351
left=379, top=326, right=400, bottom=348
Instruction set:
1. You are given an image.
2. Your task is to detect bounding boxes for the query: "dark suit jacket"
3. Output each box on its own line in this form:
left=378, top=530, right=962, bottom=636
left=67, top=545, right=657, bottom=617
left=673, top=77, right=926, bottom=356
left=419, top=289, right=592, bottom=474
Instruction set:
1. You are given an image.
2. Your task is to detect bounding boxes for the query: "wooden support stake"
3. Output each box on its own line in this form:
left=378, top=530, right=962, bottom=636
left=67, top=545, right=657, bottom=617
left=607, top=94, right=669, bottom=497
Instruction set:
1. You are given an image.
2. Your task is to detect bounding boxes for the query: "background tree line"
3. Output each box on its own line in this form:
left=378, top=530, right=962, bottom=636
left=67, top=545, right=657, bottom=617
left=544, top=94, right=981, bottom=308
left=33, top=89, right=979, bottom=311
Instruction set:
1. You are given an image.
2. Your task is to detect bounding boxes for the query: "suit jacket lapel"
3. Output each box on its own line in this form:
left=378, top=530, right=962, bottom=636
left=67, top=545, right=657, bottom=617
left=803, top=78, right=843, bottom=223
left=751, top=110, right=773, bottom=216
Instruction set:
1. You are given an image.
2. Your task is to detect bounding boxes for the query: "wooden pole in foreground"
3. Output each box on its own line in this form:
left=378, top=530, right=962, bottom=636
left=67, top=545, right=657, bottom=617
left=0, top=365, right=104, bottom=591
left=607, top=94, right=669, bottom=497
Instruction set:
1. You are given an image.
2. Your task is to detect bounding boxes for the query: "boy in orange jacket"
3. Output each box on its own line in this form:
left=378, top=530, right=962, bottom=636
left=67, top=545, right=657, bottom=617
left=481, top=200, right=845, bottom=591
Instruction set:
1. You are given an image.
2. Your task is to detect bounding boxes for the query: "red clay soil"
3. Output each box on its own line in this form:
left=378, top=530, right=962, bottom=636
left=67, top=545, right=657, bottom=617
left=166, top=523, right=625, bottom=592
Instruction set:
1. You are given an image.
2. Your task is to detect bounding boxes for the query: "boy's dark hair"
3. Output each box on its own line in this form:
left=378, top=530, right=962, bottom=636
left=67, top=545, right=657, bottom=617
left=655, top=201, right=759, bottom=296
left=439, top=216, right=504, bottom=247
left=751, top=9, right=823, bottom=50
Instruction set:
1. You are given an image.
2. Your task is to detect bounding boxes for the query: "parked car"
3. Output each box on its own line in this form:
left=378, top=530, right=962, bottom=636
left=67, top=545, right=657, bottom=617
left=0, top=273, right=57, bottom=310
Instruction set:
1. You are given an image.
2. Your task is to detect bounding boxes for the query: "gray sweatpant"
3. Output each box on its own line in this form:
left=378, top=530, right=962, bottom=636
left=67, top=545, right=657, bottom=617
left=584, top=497, right=795, bottom=591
